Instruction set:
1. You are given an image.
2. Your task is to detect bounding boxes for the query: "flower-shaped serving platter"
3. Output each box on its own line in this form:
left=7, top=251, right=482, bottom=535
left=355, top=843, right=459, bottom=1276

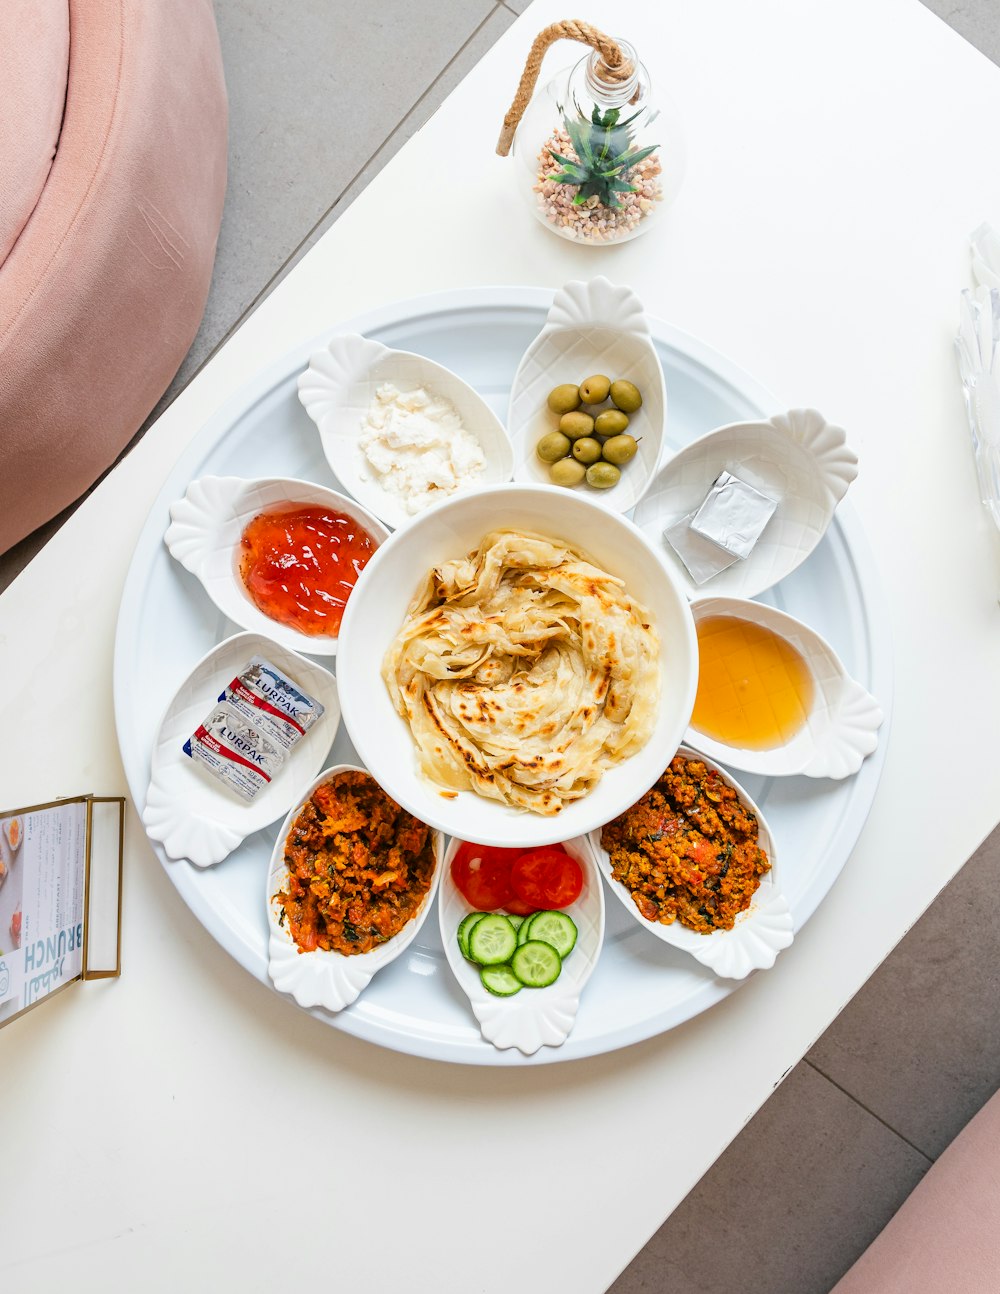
left=633, top=408, right=858, bottom=599
left=687, top=597, right=884, bottom=778
left=267, top=765, right=443, bottom=1013
left=115, top=285, right=893, bottom=1066
left=438, top=836, right=605, bottom=1055
left=297, top=332, right=514, bottom=530
left=589, top=747, right=794, bottom=980
left=143, top=632, right=341, bottom=869
left=164, top=475, right=389, bottom=657
left=508, top=276, right=666, bottom=512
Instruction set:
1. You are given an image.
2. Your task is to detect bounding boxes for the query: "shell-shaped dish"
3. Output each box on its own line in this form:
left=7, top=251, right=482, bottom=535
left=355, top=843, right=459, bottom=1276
left=507, top=277, right=666, bottom=512
left=438, top=836, right=605, bottom=1055
left=266, top=765, right=443, bottom=1013
left=687, top=597, right=883, bottom=778
left=297, top=333, right=514, bottom=530
left=590, top=747, right=793, bottom=979
left=142, top=632, right=341, bottom=868
left=633, top=408, right=858, bottom=598
left=164, top=476, right=389, bottom=657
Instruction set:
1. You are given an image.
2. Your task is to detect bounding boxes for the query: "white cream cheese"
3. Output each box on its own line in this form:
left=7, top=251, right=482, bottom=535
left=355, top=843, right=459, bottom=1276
left=358, top=382, right=486, bottom=515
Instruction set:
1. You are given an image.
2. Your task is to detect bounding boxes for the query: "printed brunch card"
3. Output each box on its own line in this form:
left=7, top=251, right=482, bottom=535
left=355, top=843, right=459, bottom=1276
left=0, top=802, right=87, bottom=1024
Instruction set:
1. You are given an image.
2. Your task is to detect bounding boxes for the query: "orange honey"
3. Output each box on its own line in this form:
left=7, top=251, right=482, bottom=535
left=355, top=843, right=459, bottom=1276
left=691, top=615, right=814, bottom=750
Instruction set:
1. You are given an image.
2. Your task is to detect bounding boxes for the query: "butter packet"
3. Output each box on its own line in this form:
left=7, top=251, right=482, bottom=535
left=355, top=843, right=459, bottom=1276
left=184, top=702, right=285, bottom=802
left=689, top=470, right=778, bottom=559
left=219, top=657, right=324, bottom=754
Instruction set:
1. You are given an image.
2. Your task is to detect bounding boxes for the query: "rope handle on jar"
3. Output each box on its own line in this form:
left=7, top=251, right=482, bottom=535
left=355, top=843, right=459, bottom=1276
left=496, top=19, right=635, bottom=157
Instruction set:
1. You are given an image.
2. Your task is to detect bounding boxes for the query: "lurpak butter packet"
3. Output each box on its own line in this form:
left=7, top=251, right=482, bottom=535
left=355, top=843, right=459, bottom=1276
left=184, top=702, right=284, bottom=802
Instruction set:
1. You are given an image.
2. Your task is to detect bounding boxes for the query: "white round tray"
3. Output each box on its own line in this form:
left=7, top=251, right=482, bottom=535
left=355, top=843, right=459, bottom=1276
left=114, top=287, right=892, bottom=1067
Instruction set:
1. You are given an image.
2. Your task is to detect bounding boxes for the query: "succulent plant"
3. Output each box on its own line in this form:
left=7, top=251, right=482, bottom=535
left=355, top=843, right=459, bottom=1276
left=548, top=106, right=658, bottom=211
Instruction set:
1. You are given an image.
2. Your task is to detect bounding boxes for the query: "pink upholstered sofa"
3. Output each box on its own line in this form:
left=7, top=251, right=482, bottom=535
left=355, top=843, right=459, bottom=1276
left=833, top=1087, right=1000, bottom=1292
left=0, top=0, right=227, bottom=554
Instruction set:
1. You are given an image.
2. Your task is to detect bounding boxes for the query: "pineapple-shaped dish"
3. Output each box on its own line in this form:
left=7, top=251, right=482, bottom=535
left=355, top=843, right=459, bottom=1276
left=497, top=21, right=685, bottom=245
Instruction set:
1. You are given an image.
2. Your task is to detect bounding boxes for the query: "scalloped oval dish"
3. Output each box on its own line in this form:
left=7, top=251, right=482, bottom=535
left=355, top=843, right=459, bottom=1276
left=633, top=408, right=858, bottom=598
left=589, top=747, right=793, bottom=980
left=438, top=835, right=605, bottom=1055
left=266, top=765, right=443, bottom=1013
left=142, top=632, right=341, bottom=868
left=687, top=597, right=883, bottom=778
left=508, top=276, right=665, bottom=513
left=164, top=476, right=389, bottom=658
left=297, top=333, right=514, bottom=530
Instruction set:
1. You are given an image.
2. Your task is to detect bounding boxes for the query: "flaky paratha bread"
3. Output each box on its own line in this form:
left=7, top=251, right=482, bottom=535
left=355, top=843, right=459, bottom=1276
left=382, top=530, right=660, bottom=815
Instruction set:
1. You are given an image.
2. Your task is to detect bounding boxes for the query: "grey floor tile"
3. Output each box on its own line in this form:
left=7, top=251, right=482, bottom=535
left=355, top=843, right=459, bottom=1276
left=503, top=0, right=534, bottom=14
left=920, top=0, right=1000, bottom=67
left=173, top=0, right=496, bottom=392
left=273, top=6, right=517, bottom=290
left=807, top=825, right=1000, bottom=1161
left=608, top=1062, right=931, bottom=1294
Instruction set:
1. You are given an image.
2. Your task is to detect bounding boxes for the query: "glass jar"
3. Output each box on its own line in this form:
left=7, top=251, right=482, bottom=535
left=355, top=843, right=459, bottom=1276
left=511, top=40, right=684, bottom=245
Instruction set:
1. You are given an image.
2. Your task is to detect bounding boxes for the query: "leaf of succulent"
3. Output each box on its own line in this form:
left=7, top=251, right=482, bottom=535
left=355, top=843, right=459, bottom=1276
left=591, top=105, right=620, bottom=129
left=565, top=118, right=595, bottom=165
left=617, top=145, right=658, bottom=169
left=552, top=166, right=591, bottom=186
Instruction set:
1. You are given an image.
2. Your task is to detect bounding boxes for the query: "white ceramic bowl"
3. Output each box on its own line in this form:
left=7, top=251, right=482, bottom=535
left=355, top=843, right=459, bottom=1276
left=142, top=632, right=341, bottom=868
left=335, top=483, right=697, bottom=848
left=633, top=408, right=858, bottom=598
left=438, top=835, right=605, bottom=1055
left=687, top=596, right=883, bottom=778
left=266, top=764, right=443, bottom=1013
left=164, top=475, right=389, bottom=657
left=297, top=332, right=514, bottom=529
left=508, top=276, right=666, bottom=513
left=589, top=746, right=793, bottom=979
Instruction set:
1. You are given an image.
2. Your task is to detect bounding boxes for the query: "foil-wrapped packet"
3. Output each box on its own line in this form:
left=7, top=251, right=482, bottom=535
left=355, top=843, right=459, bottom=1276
left=184, top=702, right=284, bottom=802
left=664, top=469, right=779, bottom=584
left=220, top=656, right=324, bottom=753
left=663, top=512, right=742, bottom=585
left=689, top=470, right=778, bottom=558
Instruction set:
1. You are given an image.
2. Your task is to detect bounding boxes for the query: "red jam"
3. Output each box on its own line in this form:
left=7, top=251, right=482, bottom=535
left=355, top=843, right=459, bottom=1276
left=238, top=506, right=376, bottom=637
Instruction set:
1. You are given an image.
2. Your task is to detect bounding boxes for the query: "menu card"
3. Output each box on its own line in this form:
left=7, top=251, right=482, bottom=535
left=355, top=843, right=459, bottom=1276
left=0, top=796, right=123, bottom=1028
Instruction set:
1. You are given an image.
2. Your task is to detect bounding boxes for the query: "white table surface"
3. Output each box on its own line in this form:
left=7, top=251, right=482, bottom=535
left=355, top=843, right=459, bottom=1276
left=3, top=0, right=1000, bottom=1287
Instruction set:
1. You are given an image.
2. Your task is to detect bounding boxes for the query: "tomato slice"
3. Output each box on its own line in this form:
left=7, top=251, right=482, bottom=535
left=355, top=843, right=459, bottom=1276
left=510, top=846, right=582, bottom=910
left=539, top=854, right=583, bottom=908
left=450, top=843, right=521, bottom=912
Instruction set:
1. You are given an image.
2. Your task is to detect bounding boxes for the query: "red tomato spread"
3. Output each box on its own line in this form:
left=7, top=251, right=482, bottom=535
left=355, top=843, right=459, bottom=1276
left=238, top=505, right=376, bottom=637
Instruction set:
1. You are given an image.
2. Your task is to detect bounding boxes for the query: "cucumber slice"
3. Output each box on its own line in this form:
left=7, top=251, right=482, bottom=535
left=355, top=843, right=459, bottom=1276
left=468, top=914, right=518, bottom=966
left=505, top=914, right=525, bottom=930
left=457, top=912, right=487, bottom=960
left=516, top=917, right=534, bottom=948
left=511, top=940, right=562, bottom=988
left=525, top=910, right=577, bottom=958
left=480, top=964, right=522, bottom=997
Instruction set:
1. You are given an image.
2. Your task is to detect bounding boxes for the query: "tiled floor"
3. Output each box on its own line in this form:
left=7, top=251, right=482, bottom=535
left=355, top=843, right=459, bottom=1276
left=4, top=2, right=999, bottom=1290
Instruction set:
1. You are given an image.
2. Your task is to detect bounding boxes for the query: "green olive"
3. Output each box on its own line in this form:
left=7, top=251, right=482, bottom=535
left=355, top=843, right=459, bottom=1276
left=601, top=433, right=638, bottom=465
left=546, top=384, right=582, bottom=415
left=586, top=462, right=621, bottom=489
left=579, top=374, right=611, bottom=404
left=571, top=436, right=603, bottom=465
left=594, top=409, right=630, bottom=437
left=550, top=458, right=587, bottom=487
left=536, top=431, right=572, bottom=463
left=559, top=410, right=595, bottom=439
left=610, top=380, right=642, bottom=414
